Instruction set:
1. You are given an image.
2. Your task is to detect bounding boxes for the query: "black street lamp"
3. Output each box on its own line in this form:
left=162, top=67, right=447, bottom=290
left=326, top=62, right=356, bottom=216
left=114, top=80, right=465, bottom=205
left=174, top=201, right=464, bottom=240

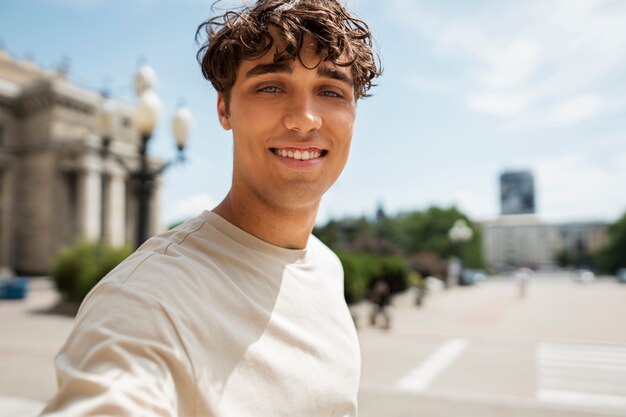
left=133, top=65, right=193, bottom=248
left=98, top=65, right=192, bottom=248
left=96, top=91, right=116, bottom=243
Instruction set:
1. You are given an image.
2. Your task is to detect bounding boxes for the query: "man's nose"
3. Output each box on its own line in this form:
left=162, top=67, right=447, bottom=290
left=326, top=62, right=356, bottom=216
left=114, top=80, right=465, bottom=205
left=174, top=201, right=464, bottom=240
left=282, top=93, right=322, bottom=133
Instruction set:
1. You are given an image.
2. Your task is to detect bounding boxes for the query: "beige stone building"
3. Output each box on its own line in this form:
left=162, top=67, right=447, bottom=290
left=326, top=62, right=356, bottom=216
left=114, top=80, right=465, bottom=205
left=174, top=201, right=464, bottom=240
left=0, top=49, right=162, bottom=275
left=481, top=214, right=562, bottom=271
left=481, top=215, right=609, bottom=271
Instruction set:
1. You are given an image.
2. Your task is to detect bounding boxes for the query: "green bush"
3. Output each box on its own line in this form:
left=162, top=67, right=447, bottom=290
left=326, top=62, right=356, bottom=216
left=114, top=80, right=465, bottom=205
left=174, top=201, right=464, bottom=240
left=52, top=241, right=133, bottom=303
left=593, top=211, right=626, bottom=274
left=338, top=251, right=408, bottom=304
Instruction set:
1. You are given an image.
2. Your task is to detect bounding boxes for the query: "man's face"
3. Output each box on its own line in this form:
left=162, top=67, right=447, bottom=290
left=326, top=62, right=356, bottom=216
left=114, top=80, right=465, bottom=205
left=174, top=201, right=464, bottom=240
left=217, top=36, right=356, bottom=213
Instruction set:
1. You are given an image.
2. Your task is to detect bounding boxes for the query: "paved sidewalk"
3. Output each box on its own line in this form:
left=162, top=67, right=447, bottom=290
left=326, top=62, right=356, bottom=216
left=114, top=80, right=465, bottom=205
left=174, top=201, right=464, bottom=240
left=355, top=274, right=626, bottom=416
left=2, top=274, right=626, bottom=417
left=0, top=279, right=75, bottom=417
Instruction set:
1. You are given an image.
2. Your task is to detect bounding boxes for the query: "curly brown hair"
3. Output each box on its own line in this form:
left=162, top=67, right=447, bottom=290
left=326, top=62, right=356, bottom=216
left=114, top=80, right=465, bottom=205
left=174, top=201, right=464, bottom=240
left=196, top=0, right=381, bottom=105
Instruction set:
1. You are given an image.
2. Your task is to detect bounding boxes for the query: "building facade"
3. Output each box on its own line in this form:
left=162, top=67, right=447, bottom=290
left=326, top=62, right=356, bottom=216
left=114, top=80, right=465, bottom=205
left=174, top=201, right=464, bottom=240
left=0, top=49, right=162, bottom=275
left=481, top=216, right=610, bottom=272
left=482, top=214, right=562, bottom=271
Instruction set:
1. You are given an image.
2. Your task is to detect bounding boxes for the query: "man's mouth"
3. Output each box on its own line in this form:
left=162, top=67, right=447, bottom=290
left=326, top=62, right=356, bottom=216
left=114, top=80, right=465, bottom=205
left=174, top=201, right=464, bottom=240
left=270, top=147, right=327, bottom=161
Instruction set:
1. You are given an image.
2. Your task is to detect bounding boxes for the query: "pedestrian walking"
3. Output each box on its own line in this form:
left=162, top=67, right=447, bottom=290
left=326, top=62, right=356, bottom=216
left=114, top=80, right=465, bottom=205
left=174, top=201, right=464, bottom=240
left=515, top=267, right=532, bottom=298
left=369, top=279, right=392, bottom=329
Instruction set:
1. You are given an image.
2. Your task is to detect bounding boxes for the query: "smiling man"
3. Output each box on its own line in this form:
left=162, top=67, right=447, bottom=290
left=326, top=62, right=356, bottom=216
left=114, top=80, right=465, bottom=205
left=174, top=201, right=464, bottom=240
left=41, top=1, right=381, bottom=416
left=212, top=32, right=360, bottom=250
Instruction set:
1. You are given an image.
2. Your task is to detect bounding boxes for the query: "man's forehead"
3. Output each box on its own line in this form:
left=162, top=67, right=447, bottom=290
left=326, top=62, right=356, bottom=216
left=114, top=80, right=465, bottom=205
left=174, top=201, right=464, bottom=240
left=237, top=30, right=353, bottom=84
left=242, top=58, right=353, bottom=86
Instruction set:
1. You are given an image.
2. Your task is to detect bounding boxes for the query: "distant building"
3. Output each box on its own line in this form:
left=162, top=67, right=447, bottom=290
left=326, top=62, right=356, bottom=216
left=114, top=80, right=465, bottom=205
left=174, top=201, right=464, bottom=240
left=482, top=214, right=561, bottom=271
left=0, top=49, right=163, bottom=275
left=500, top=170, right=535, bottom=215
left=482, top=169, right=610, bottom=271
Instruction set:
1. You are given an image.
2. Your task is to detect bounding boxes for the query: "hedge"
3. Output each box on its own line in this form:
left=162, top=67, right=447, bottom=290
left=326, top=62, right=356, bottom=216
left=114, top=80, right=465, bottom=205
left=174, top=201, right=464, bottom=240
left=337, top=251, right=408, bottom=304
left=52, top=240, right=133, bottom=303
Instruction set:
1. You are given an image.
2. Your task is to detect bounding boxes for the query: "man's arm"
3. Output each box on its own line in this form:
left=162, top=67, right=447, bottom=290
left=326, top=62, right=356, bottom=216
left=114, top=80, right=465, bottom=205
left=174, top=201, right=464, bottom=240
left=41, top=283, right=195, bottom=417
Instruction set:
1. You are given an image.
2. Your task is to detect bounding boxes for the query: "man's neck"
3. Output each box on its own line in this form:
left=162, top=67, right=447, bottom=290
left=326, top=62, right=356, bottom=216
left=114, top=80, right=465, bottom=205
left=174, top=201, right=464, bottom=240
left=212, top=192, right=319, bottom=250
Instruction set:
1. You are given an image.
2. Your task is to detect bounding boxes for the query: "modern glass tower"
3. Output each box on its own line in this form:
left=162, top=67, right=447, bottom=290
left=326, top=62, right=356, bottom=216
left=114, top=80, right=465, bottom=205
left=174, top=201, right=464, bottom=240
left=500, top=170, right=536, bottom=215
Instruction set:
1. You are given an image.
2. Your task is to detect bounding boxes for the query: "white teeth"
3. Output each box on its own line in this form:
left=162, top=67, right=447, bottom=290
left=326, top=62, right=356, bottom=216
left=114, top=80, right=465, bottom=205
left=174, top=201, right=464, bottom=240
left=275, top=148, right=323, bottom=160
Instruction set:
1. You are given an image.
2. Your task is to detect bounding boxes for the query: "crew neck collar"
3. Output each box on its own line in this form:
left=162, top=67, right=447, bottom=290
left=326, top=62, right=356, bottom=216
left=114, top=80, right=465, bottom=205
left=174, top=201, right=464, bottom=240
left=200, top=211, right=311, bottom=263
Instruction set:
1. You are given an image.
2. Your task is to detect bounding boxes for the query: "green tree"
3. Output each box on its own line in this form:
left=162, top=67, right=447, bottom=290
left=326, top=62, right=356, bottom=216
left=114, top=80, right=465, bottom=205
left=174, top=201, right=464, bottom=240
left=594, top=211, right=626, bottom=274
left=397, top=206, right=485, bottom=268
left=315, top=205, right=486, bottom=269
left=337, top=251, right=408, bottom=304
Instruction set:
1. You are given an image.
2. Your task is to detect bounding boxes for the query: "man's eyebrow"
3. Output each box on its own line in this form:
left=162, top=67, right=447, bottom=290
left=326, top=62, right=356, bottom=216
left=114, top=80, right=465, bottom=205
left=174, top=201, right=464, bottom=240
left=317, top=66, right=353, bottom=87
left=245, top=62, right=293, bottom=78
left=244, top=61, right=354, bottom=87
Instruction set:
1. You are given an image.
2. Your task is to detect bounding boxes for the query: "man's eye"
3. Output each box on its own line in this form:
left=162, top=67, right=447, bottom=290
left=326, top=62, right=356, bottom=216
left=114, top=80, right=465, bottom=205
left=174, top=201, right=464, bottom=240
left=258, top=86, right=282, bottom=94
left=321, top=90, right=342, bottom=98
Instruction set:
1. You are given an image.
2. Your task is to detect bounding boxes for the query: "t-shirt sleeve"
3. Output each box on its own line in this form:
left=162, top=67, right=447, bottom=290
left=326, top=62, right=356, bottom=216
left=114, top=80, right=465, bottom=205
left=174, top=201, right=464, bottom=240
left=40, top=283, right=195, bottom=417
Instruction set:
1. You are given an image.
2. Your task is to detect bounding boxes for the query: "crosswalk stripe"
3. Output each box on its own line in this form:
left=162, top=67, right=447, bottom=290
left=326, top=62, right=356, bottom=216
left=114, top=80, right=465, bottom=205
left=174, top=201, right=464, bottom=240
left=540, top=352, right=626, bottom=363
left=536, top=342, right=626, bottom=410
left=396, top=338, right=468, bottom=393
left=537, top=389, right=626, bottom=409
left=539, top=361, right=626, bottom=371
left=540, top=343, right=626, bottom=353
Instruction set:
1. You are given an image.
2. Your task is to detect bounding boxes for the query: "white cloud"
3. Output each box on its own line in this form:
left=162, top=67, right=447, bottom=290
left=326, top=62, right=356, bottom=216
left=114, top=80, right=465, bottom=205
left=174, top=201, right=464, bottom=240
left=546, top=94, right=614, bottom=125
left=466, top=90, right=532, bottom=116
left=452, top=189, right=497, bottom=220
left=522, top=152, right=626, bottom=221
left=478, top=38, right=543, bottom=91
left=395, top=0, right=626, bottom=129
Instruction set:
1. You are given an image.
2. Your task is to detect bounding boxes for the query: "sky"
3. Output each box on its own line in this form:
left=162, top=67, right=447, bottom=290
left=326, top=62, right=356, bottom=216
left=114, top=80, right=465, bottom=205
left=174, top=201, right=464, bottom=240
left=1, top=0, right=625, bottom=226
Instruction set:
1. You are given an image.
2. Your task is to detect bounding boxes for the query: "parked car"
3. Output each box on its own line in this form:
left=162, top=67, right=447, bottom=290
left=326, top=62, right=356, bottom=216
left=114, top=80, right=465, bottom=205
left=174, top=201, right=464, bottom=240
left=574, top=269, right=595, bottom=283
left=460, top=269, right=486, bottom=286
left=617, top=269, right=626, bottom=284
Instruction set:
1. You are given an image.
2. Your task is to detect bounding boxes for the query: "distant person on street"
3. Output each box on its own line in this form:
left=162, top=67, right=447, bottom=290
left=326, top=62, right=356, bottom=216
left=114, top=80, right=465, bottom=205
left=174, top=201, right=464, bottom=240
left=515, top=267, right=533, bottom=298
left=414, top=274, right=427, bottom=307
left=369, top=278, right=391, bottom=329
left=41, top=1, right=381, bottom=416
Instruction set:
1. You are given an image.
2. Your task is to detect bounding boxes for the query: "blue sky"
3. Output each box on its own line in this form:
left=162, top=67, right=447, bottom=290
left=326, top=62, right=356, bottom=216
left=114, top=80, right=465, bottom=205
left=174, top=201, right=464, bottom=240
left=2, top=0, right=626, bottom=226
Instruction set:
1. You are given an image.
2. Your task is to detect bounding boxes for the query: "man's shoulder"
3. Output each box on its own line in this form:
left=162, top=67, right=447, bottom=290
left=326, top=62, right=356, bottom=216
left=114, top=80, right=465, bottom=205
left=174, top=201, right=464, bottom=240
left=308, top=235, right=343, bottom=271
left=90, top=213, right=228, bottom=298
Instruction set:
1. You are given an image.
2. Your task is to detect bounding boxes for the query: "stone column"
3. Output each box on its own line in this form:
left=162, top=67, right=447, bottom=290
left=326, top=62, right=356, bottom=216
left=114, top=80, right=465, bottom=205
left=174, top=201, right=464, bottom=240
left=150, top=174, right=165, bottom=236
left=0, top=167, right=14, bottom=276
left=107, top=168, right=126, bottom=247
left=125, top=177, right=137, bottom=246
left=77, top=157, right=102, bottom=241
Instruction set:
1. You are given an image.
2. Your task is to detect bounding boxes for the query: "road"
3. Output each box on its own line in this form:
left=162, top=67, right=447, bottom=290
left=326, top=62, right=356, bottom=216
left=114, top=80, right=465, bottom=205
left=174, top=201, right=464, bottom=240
left=1, top=273, right=625, bottom=416
left=354, top=274, right=626, bottom=416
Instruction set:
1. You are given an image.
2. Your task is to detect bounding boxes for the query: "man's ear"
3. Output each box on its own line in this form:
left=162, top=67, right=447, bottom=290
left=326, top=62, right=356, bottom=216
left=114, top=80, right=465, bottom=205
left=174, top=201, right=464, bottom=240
left=217, top=93, right=231, bottom=130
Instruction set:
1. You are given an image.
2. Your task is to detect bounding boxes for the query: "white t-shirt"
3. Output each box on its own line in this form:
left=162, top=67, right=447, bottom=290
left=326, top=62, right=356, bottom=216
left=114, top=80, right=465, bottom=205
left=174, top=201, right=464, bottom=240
left=41, top=211, right=360, bottom=417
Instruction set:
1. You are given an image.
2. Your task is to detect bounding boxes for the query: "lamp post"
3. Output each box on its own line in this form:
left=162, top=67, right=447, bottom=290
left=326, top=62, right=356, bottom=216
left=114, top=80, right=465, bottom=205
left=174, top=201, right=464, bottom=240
left=96, top=91, right=116, bottom=243
left=98, top=65, right=192, bottom=248
left=134, top=65, right=192, bottom=248
left=448, top=219, right=473, bottom=286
